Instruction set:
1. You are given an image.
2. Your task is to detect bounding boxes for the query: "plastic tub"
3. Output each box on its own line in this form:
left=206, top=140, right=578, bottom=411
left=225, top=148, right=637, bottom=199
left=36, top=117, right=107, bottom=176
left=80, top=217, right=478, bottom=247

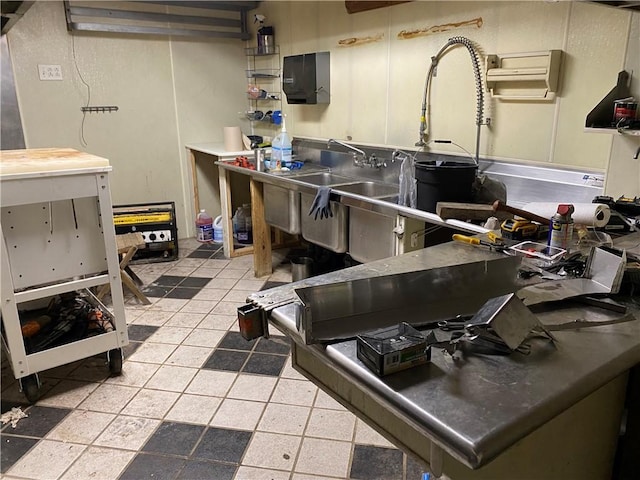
left=415, top=161, right=478, bottom=213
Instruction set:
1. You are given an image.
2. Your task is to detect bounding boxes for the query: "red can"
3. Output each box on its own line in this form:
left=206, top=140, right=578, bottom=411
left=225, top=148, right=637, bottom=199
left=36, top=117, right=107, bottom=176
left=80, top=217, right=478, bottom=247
left=613, top=100, right=638, bottom=124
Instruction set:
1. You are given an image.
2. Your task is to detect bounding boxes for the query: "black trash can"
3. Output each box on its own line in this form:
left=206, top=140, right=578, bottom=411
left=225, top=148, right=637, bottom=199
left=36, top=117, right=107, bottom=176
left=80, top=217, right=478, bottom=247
left=415, top=161, right=478, bottom=213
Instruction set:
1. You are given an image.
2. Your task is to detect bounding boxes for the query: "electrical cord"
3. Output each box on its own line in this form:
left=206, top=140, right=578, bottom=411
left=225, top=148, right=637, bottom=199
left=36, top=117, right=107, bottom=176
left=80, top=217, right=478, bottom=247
left=71, top=34, right=91, bottom=147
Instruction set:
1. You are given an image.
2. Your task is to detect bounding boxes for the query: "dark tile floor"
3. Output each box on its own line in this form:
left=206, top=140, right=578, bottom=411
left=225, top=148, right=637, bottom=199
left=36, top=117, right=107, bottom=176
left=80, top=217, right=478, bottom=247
left=0, top=240, right=428, bottom=479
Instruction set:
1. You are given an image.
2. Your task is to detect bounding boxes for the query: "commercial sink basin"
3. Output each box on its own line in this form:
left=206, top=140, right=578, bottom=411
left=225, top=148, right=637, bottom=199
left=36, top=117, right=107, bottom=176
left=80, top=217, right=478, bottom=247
left=293, top=172, right=356, bottom=186
left=335, top=182, right=399, bottom=198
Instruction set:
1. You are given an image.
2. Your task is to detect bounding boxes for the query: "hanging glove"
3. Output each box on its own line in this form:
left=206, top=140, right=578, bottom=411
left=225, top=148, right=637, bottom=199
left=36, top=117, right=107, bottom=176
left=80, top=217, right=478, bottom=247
left=308, top=187, right=333, bottom=220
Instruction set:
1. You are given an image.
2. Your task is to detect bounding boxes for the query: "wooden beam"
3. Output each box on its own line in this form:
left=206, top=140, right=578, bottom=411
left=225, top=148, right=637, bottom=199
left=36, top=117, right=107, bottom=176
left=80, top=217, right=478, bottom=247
left=250, top=178, right=272, bottom=277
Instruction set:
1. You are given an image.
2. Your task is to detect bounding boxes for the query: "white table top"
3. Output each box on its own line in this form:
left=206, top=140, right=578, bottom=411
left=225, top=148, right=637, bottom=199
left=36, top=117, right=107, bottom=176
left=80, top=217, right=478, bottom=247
left=185, top=142, right=255, bottom=158
left=0, top=148, right=110, bottom=179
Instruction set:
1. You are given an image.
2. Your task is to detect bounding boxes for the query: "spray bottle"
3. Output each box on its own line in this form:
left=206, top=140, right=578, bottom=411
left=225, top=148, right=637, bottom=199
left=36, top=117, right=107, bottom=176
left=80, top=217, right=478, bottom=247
left=548, top=204, right=575, bottom=250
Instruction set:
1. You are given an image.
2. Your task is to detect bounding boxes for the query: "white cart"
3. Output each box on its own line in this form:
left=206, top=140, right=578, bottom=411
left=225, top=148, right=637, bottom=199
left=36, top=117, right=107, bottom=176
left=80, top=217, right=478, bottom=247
left=0, top=148, right=128, bottom=402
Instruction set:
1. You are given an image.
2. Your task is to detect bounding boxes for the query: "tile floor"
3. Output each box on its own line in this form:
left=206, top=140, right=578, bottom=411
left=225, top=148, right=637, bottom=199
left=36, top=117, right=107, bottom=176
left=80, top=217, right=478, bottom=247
left=1, top=239, right=426, bottom=480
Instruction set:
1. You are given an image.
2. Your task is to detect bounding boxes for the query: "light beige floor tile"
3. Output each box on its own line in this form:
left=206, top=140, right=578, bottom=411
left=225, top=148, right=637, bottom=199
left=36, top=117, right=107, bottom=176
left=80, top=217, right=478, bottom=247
left=164, top=311, right=206, bottom=328
left=105, top=361, right=159, bottom=387
left=314, top=390, right=347, bottom=411
left=227, top=374, right=277, bottom=402
left=202, top=259, right=231, bottom=269
left=180, top=299, right=218, bottom=314
left=354, top=418, right=395, bottom=447
left=234, top=466, right=290, bottom=480
left=270, top=378, right=317, bottom=407
left=40, top=360, right=83, bottom=379
left=37, top=380, right=99, bottom=409
left=222, top=289, right=254, bottom=303
left=243, top=270, right=270, bottom=280
left=126, top=342, right=177, bottom=364
left=242, top=431, right=302, bottom=471
left=165, top=345, right=211, bottom=367
left=176, top=257, right=206, bottom=268
left=229, top=321, right=240, bottom=332
left=257, top=403, right=311, bottom=436
left=146, top=326, right=193, bottom=344
left=216, top=268, right=247, bottom=280
left=209, top=398, right=266, bottom=431
left=153, top=298, right=190, bottom=312
left=78, top=384, right=139, bottom=414
left=204, top=278, right=238, bottom=289
left=145, top=365, right=198, bottom=392
left=185, top=369, right=236, bottom=397
left=192, top=266, right=222, bottom=277
left=121, top=389, right=179, bottom=418
left=165, top=266, right=197, bottom=276
left=229, top=255, right=255, bottom=268
left=165, top=394, right=222, bottom=425
left=130, top=309, right=174, bottom=326
left=294, top=437, right=352, bottom=478
left=280, top=360, right=308, bottom=381
left=291, top=475, right=341, bottom=480
left=46, top=410, right=115, bottom=443
left=192, top=288, right=229, bottom=301
left=197, top=314, right=236, bottom=331
left=234, top=279, right=266, bottom=291
left=268, top=270, right=293, bottom=283
left=305, top=408, right=356, bottom=441
left=211, top=301, right=243, bottom=315
left=182, top=328, right=225, bottom=348
left=94, top=416, right=160, bottom=450
left=7, top=440, right=85, bottom=479
left=60, top=446, right=135, bottom=480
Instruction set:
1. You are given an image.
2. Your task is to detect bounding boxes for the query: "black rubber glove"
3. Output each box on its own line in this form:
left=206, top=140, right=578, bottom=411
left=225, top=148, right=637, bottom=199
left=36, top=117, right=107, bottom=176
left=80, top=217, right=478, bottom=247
left=308, top=187, right=333, bottom=220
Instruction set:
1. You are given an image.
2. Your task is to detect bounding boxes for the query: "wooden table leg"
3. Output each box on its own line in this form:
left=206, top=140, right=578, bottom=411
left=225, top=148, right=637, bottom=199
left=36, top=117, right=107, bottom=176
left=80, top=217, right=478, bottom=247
left=219, top=166, right=234, bottom=258
left=250, top=178, right=272, bottom=277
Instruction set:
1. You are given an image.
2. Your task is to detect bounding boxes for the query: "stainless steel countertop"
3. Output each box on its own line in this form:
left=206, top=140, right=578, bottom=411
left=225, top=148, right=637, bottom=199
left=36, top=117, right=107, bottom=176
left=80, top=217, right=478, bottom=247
left=261, top=242, right=640, bottom=469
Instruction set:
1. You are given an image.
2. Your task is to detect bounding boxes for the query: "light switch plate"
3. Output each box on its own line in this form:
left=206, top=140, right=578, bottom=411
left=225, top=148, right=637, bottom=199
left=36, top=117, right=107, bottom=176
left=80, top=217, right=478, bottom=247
left=38, top=64, right=63, bottom=81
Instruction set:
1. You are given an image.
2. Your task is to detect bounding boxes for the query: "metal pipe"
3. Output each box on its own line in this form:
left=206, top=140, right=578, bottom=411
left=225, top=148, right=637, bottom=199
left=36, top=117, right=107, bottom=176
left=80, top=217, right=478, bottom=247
left=327, top=138, right=366, bottom=158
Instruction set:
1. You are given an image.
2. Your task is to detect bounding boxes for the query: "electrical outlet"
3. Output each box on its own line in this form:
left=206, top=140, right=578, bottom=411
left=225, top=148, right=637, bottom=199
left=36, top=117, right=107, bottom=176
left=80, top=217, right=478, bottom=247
left=38, top=64, right=63, bottom=81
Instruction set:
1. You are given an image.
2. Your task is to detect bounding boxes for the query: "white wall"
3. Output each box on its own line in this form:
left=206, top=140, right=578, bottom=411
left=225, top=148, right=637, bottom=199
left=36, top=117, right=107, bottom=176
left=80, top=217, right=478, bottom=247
left=6, top=1, right=639, bottom=241
left=7, top=1, right=248, bottom=236
left=253, top=1, right=639, bottom=194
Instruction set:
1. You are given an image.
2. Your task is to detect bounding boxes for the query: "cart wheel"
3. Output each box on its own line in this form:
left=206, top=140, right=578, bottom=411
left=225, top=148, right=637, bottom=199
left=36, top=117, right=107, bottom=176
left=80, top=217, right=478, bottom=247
left=108, top=348, right=123, bottom=375
left=20, top=374, right=40, bottom=403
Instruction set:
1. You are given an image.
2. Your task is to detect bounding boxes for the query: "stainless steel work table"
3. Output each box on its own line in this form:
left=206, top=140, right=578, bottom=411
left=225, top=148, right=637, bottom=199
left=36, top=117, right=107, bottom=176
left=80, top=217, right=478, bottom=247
left=249, top=242, right=640, bottom=479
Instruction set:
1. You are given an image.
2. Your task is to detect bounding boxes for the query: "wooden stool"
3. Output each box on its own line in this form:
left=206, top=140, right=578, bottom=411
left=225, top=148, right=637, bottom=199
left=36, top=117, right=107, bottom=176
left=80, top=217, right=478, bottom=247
left=97, top=232, right=151, bottom=305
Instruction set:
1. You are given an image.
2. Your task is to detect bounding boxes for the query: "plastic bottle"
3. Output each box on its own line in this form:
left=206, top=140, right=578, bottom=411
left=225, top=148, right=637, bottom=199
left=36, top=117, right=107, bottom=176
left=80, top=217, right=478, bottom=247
left=279, top=115, right=292, bottom=167
left=235, top=204, right=253, bottom=244
left=271, top=133, right=282, bottom=170
left=196, top=209, right=213, bottom=243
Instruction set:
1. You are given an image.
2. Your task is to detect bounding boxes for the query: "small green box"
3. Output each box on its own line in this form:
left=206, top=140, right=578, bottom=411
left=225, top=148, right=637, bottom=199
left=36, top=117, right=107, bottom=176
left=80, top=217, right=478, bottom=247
left=356, top=323, right=430, bottom=376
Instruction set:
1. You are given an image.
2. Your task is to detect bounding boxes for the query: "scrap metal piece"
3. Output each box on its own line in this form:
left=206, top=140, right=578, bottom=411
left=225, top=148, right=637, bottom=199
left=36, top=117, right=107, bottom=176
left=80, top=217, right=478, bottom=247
left=517, top=247, right=627, bottom=306
left=467, top=293, right=553, bottom=350
left=545, top=313, right=636, bottom=331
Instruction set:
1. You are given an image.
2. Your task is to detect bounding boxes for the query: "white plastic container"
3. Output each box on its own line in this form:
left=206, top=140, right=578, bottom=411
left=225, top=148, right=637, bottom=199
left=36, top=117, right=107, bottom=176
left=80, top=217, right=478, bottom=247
left=213, top=215, right=223, bottom=243
left=271, top=134, right=282, bottom=170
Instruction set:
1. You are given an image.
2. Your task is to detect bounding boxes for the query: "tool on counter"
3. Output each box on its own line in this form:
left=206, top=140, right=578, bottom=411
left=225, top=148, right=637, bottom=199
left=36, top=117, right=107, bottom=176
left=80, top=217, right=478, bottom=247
left=492, top=200, right=550, bottom=240
left=356, top=322, right=431, bottom=376
left=452, top=233, right=506, bottom=251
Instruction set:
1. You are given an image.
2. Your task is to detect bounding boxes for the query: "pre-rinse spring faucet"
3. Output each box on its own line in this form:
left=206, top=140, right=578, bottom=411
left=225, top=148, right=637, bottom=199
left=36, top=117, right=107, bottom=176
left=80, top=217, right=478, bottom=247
left=416, top=36, right=489, bottom=164
left=327, top=139, right=386, bottom=168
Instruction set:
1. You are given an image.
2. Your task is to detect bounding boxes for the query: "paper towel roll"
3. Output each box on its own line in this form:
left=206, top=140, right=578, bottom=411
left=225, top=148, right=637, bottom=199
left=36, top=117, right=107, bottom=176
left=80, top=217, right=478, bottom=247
left=522, top=202, right=610, bottom=228
left=223, top=126, right=244, bottom=152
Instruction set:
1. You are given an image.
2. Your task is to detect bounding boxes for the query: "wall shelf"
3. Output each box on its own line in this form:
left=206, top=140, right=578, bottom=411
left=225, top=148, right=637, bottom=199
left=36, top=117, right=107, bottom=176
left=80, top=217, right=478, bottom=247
left=584, top=127, right=640, bottom=136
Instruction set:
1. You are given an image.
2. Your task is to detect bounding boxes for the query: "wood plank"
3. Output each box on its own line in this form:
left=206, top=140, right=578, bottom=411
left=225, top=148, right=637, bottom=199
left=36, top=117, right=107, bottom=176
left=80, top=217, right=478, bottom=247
left=250, top=178, right=272, bottom=277
left=345, top=1, right=411, bottom=14
left=436, top=202, right=513, bottom=221
left=218, top=166, right=234, bottom=258
left=189, top=149, right=200, bottom=214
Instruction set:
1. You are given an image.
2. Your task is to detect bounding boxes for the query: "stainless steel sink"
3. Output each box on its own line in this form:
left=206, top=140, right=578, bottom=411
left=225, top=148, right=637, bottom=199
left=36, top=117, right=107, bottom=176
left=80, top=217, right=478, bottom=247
left=335, top=182, right=399, bottom=198
left=293, top=172, right=357, bottom=186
